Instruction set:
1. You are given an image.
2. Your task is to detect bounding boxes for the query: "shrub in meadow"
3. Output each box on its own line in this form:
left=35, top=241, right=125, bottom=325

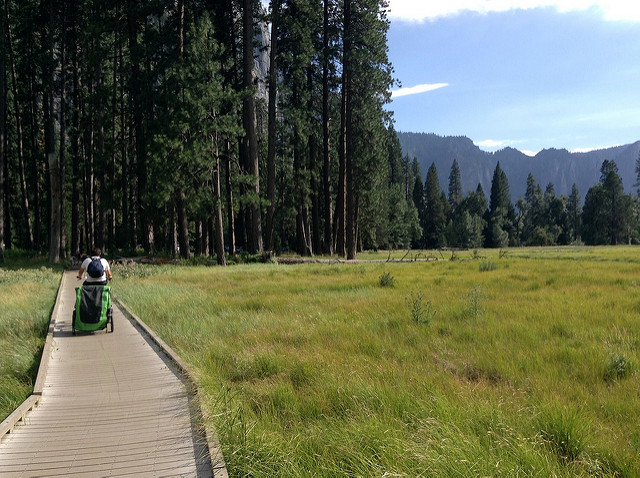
left=464, top=286, right=485, bottom=320
left=378, top=271, right=396, bottom=288
left=405, top=291, right=435, bottom=324
left=604, top=355, right=634, bottom=382
left=479, top=261, right=497, bottom=272
left=537, top=407, right=590, bottom=463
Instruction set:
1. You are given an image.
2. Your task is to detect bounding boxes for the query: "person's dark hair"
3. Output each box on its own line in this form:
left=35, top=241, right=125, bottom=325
left=92, top=248, right=102, bottom=257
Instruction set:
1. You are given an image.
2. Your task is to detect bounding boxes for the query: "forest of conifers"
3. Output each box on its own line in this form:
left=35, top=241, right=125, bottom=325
left=0, top=1, right=637, bottom=265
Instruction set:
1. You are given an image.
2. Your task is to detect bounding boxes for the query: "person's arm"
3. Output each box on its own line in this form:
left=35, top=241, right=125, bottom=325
left=103, top=259, right=112, bottom=281
left=77, top=267, right=85, bottom=279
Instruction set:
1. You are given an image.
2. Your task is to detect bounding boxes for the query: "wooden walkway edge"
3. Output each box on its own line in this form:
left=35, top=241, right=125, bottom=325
left=0, top=271, right=227, bottom=477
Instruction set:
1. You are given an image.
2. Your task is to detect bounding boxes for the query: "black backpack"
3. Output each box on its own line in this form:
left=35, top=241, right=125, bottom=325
left=87, top=257, right=104, bottom=278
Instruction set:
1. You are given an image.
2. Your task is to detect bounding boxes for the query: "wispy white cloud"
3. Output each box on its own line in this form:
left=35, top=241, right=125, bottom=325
left=475, top=139, right=539, bottom=155
left=520, top=150, right=538, bottom=157
left=475, top=139, right=506, bottom=149
left=387, top=1, right=640, bottom=23
left=391, top=83, right=449, bottom=98
left=571, top=145, right=621, bottom=153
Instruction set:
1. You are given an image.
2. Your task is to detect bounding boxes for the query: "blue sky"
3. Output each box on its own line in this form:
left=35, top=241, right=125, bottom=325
left=386, top=1, right=640, bottom=155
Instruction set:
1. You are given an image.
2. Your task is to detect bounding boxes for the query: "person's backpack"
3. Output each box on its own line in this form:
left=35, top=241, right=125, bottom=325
left=87, top=257, right=104, bottom=278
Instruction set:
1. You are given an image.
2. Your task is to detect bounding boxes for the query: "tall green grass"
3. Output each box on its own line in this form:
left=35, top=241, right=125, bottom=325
left=0, top=266, right=60, bottom=421
left=113, top=247, right=640, bottom=476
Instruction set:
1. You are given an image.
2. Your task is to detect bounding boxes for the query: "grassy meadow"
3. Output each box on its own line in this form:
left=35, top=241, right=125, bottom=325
left=0, top=254, right=62, bottom=421
left=110, top=246, right=640, bottom=476
left=3, top=247, right=637, bottom=475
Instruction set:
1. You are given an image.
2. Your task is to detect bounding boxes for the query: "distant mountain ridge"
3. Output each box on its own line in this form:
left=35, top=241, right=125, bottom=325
left=397, top=132, right=640, bottom=202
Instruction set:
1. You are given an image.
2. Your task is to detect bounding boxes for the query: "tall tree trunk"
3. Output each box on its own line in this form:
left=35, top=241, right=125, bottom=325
left=96, top=69, right=106, bottom=251
left=0, top=4, right=5, bottom=258
left=224, top=144, right=236, bottom=256
left=83, top=99, right=95, bottom=251
left=242, top=0, right=263, bottom=254
left=308, top=67, right=321, bottom=254
left=47, top=0, right=61, bottom=263
left=5, top=3, right=33, bottom=249
left=293, top=79, right=312, bottom=256
left=2, top=89, right=9, bottom=251
left=322, top=0, right=333, bottom=255
left=213, top=140, right=226, bottom=265
left=195, top=219, right=203, bottom=257
left=117, top=32, right=129, bottom=250
left=335, top=28, right=347, bottom=257
left=109, top=11, right=119, bottom=253
left=127, top=0, right=151, bottom=253
left=265, top=0, right=279, bottom=252
left=207, top=217, right=214, bottom=256
left=28, top=38, right=41, bottom=250
left=47, top=100, right=61, bottom=262
left=170, top=200, right=178, bottom=256
left=59, top=0, right=67, bottom=259
left=343, top=0, right=356, bottom=260
left=2, top=122, right=8, bottom=252
left=175, top=0, right=189, bottom=260
left=70, top=1, right=81, bottom=256
left=178, top=0, right=185, bottom=55
left=177, top=189, right=190, bottom=258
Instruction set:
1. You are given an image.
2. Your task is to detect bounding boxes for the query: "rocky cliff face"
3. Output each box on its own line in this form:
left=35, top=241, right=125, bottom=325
left=254, top=20, right=270, bottom=101
left=397, top=132, right=640, bottom=201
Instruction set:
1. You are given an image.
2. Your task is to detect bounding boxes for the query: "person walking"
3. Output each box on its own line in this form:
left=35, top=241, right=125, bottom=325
left=77, top=248, right=112, bottom=285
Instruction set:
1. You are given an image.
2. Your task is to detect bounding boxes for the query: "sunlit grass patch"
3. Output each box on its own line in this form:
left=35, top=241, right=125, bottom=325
left=0, top=268, right=59, bottom=421
left=113, top=247, right=640, bottom=476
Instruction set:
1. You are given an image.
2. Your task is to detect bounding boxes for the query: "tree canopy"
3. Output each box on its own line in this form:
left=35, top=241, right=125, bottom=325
left=1, top=1, right=638, bottom=262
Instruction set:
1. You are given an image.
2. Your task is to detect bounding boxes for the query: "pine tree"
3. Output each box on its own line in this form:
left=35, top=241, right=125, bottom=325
left=446, top=186, right=487, bottom=248
left=46, top=0, right=62, bottom=262
left=278, top=0, right=321, bottom=256
left=567, top=183, right=582, bottom=243
left=448, top=159, right=462, bottom=210
left=635, top=150, right=640, bottom=198
left=5, top=0, right=34, bottom=249
left=341, top=0, right=394, bottom=259
left=424, top=163, right=446, bottom=248
left=601, top=160, right=625, bottom=244
left=487, top=162, right=513, bottom=247
left=543, top=183, right=567, bottom=245
left=411, top=164, right=425, bottom=249
left=321, top=0, right=337, bottom=255
left=242, top=0, right=263, bottom=254
left=521, top=172, right=543, bottom=244
left=265, top=0, right=281, bottom=253
left=582, top=184, right=608, bottom=245
left=583, top=160, right=635, bottom=245
left=0, top=0, right=5, bottom=258
left=152, top=11, right=242, bottom=262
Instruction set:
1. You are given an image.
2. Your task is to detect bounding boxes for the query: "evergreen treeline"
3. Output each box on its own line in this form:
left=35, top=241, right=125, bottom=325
left=0, top=1, right=637, bottom=264
left=0, top=0, right=410, bottom=263
left=409, top=157, right=640, bottom=248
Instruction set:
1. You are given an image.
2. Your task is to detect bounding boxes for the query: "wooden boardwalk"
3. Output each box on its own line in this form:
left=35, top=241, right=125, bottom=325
left=0, top=271, right=226, bottom=477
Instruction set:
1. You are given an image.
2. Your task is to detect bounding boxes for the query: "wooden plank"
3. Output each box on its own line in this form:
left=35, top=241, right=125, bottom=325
left=0, top=395, right=40, bottom=437
left=116, top=298, right=229, bottom=478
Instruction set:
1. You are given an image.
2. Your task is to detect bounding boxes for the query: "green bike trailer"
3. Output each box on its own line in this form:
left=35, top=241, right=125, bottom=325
left=72, top=285, right=114, bottom=335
